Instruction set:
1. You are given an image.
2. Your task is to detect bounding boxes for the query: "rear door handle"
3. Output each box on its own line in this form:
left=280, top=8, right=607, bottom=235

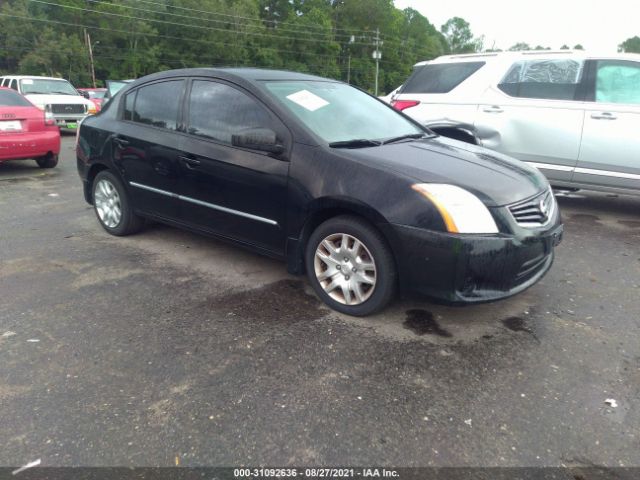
left=591, top=112, right=617, bottom=120
left=179, top=155, right=201, bottom=169
left=482, top=105, right=504, bottom=113
left=112, top=136, right=130, bottom=147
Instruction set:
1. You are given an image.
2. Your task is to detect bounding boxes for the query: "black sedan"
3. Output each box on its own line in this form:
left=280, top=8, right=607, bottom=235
left=76, top=68, right=563, bottom=316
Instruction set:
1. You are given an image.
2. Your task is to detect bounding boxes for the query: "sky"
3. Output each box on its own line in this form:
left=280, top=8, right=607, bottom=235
left=394, top=0, right=639, bottom=53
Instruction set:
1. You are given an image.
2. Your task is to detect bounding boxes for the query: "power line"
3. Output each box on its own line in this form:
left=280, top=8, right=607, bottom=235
left=0, top=12, right=348, bottom=59
left=128, top=0, right=377, bottom=35
left=78, top=0, right=362, bottom=41
left=26, top=0, right=376, bottom=47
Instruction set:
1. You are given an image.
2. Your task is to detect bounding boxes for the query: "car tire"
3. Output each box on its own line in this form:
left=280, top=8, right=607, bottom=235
left=92, top=170, right=144, bottom=236
left=35, top=153, right=58, bottom=169
left=305, top=215, right=396, bottom=316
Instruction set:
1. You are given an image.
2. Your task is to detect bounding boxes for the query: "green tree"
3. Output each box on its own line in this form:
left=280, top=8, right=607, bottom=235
left=618, top=36, right=640, bottom=53
left=509, top=42, right=532, bottom=51
left=440, top=17, right=482, bottom=53
left=573, top=44, right=584, bottom=50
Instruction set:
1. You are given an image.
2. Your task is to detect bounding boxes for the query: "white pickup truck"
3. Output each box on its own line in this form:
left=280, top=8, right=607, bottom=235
left=0, top=75, right=96, bottom=131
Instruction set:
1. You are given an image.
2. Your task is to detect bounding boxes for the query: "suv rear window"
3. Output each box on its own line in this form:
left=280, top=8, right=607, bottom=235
left=401, top=62, right=485, bottom=94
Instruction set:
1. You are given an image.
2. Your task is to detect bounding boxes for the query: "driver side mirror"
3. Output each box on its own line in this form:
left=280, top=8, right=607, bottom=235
left=231, top=128, right=285, bottom=155
left=79, top=91, right=90, bottom=99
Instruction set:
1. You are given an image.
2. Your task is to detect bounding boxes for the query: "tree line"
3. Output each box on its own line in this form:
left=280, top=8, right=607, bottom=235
left=1, top=1, right=639, bottom=94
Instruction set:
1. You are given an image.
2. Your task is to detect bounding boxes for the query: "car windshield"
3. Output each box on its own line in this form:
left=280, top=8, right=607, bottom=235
left=86, top=90, right=106, bottom=99
left=107, top=80, right=133, bottom=97
left=0, top=89, right=33, bottom=107
left=264, top=80, right=425, bottom=144
left=20, top=78, right=78, bottom=95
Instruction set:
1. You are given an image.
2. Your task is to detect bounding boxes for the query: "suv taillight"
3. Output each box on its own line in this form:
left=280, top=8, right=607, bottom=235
left=391, top=100, right=420, bottom=111
left=44, top=105, right=56, bottom=126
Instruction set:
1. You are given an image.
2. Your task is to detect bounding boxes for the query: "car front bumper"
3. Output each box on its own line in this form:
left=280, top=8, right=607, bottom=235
left=0, top=130, right=61, bottom=161
left=381, top=222, right=563, bottom=304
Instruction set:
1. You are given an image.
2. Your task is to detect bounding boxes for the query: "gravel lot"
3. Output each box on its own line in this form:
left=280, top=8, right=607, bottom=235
left=1, top=136, right=639, bottom=467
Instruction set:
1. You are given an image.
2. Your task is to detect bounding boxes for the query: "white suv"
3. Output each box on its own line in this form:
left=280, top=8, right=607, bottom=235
left=0, top=75, right=96, bottom=131
left=390, top=51, right=640, bottom=196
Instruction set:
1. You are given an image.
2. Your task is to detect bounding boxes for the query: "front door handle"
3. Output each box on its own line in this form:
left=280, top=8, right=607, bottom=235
left=482, top=105, right=504, bottom=113
left=179, top=155, right=201, bottom=169
left=112, top=136, right=130, bottom=147
left=591, top=112, right=617, bottom=120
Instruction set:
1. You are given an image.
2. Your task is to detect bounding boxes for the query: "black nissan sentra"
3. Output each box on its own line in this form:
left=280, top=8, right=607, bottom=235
left=76, top=68, right=563, bottom=316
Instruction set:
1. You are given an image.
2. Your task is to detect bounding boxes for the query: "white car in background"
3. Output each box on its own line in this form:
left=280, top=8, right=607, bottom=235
left=390, top=51, right=640, bottom=196
left=0, top=75, right=96, bottom=131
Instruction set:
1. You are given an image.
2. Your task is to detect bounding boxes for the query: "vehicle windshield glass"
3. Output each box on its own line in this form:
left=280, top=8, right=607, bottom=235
left=0, top=89, right=33, bottom=107
left=20, top=78, right=78, bottom=95
left=264, top=81, right=424, bottom=144
left=107, top=81, right=132, bottom=97
left=86, top=90, right=106, bottom=99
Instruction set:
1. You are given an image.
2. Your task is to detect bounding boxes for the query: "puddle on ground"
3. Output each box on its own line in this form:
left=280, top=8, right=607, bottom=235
left=209, top=279, right=326, bottom=324
left=502, top=316, right=539, bottom=342
left=569, top=213, right=601, bottom=223
left=618, top=220, right=640, bottom=229
left=403, top=309, right=453, bottom=337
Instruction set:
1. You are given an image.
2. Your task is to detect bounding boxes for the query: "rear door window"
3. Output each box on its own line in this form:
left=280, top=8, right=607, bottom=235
left=9, top=79, right=18, bottom=91
left=594, top=60, right=640, bottom=105
left=131, top=80, right=184, bottom=131
left=498, top=59, right=585, bottom=101
left=401, top=62, right=485, bottom=94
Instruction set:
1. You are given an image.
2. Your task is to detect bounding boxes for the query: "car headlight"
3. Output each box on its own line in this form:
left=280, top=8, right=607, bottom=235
left=88, top=103, right=97, bottom=114
left=412, top=183, right=499, bottom=234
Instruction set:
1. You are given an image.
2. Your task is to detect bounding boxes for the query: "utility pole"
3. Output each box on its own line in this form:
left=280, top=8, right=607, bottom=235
left=85, top=29, right=97, bottom=88
left=372, top=28, right=382, bottom=96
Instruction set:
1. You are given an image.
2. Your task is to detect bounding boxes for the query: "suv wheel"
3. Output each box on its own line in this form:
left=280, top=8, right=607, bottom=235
left=305, top=215, right=396, bottom=316
left=92, top=170, right=144, bottom=236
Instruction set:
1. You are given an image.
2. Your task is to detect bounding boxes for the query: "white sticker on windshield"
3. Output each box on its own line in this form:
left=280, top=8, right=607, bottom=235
left=21, top=79, right=34, bottom=84
left=286, top=90, right=329, bottom=112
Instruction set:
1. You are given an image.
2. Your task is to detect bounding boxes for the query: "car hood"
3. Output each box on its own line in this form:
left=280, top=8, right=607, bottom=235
left=24, top=94, right=92, bottom=107
left=346, top=136, right=548, bottom=207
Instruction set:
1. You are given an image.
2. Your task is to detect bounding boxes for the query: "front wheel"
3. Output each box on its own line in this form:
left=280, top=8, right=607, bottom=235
left=305, top=215, right=397, bottom=316
left=92, top=170, right=144, bottom=236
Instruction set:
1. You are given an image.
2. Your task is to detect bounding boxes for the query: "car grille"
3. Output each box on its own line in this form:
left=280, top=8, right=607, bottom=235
left=51, top=104, right=86, bottom=114
left=508, top=189, right=555, bottom=227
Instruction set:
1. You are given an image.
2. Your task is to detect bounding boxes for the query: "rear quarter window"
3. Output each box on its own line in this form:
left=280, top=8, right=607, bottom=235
left=498, top=59, right=585, bottom=101
left=401, top=62, right=486, bottom=94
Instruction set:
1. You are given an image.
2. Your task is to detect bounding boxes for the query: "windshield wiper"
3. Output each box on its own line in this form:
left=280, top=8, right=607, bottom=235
left=51, top=91, right=75, bottom=95
left=382, top=133, right=427, bottom=145
left=329, top=139, right=382, bottom=149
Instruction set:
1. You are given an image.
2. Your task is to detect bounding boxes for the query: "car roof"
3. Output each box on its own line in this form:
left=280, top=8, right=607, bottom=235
left=415, top=50, right=640, bottom=66
left=136, top=67, right=335, bottom=85
left=0, top=75, right=72, bottom=81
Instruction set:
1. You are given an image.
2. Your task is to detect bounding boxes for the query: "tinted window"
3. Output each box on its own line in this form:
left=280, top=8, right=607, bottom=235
left=124, top=92, right=135, bottom=121
left=0, top=89, right=32, bottom=107
left=595, top=60, right=640, bottom=105
left=10, top=79, right=18, bottom=91
left=187, top=80, right=272, bottom=144
left=402, top=62, right=485, bottom=94
left=132, top=80, right=184, bottom=130
left=499, top=59, right=584, bottom=100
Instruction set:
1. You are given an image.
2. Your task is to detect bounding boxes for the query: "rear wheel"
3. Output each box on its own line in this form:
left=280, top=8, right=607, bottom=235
left=35, top=153, right=58, bottom=168
left=92, top=170, right=144, bottom=236
left=305, top=215, right=396, bottom=316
